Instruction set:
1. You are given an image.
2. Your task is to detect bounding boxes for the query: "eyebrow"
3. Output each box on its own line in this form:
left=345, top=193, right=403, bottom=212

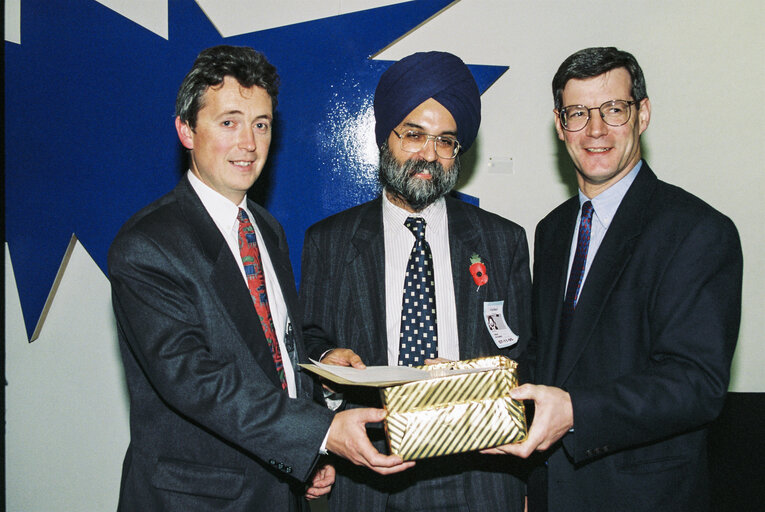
left=402, top=121, right=457, bottom=137
left=217, top=110, right=273, bottom=120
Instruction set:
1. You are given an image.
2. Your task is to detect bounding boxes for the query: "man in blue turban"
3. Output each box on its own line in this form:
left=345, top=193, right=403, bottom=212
left=299, top=51, right=530, bottom=511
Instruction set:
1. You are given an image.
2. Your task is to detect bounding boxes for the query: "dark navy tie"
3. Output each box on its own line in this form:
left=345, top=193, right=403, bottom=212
left=398, top=217, right=438, bottom=366
left=561, top=201, right=594, bottom=336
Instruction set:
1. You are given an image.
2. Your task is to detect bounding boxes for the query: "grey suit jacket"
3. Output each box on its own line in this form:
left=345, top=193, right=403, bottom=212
left=300, top=195, right=531, bottom=511
left=530, top=163, right=742, bottom=511
left=109, top=177, right=334, bottom=511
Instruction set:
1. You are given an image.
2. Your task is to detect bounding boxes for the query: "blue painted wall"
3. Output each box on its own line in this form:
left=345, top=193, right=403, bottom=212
left=5, top=0, right=505, bottom=339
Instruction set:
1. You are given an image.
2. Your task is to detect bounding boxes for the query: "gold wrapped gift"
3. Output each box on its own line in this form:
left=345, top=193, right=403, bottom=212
left=380, top=355, right=527, bottom=460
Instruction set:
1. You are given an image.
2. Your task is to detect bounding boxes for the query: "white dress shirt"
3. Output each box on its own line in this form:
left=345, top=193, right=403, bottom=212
left=187, top=171, right=298, bottom=397
left=382, top=192, right=460, bottom=365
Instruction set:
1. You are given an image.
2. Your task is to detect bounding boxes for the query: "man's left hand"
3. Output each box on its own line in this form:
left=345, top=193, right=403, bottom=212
left=481, top=384, right=574, bottom=458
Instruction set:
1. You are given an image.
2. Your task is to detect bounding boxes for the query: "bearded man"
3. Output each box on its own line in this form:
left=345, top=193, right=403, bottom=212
left=299, top=51, right=531, bottom=512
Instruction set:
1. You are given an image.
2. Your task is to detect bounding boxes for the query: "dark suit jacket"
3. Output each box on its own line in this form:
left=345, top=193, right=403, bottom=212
left=299, top=195, right=532, bottom=511
left=530, top=163, right=742, bottom=511
left=108, top=177, right=334, bottom=511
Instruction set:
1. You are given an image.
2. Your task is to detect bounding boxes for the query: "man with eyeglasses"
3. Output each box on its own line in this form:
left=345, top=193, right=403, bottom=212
left=484, top=47, right=742, bottom=511
left=299, top=51, right=530, bottom=511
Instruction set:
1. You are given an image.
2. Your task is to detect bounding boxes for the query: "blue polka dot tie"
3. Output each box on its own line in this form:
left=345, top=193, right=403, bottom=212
left=398, top=217, right=438, bottom=366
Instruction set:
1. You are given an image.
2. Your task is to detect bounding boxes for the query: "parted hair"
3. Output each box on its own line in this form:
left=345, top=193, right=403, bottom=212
left=175, top=45, right=279, bottom=128
left=552, top=47, right=647, bottom=111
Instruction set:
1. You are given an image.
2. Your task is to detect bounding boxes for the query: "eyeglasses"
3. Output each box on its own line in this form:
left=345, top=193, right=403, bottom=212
left=558, top=100, right=638, bottom=132
left=392, top=129, right=461, bottom=159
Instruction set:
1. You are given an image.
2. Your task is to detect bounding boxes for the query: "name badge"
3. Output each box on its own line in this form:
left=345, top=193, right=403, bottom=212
left=483, top=300, right=518, bottom=349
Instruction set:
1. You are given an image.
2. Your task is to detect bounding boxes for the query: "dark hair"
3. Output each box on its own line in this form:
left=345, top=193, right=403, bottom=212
left=552, top=47, right=647, bottom=111
left=175, top=45, right=279, bottom=129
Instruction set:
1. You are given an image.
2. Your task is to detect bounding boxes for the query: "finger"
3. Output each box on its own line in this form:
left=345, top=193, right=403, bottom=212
left=480, top=446, right=511, bottom=455
left=312, top=472, right=334, bottom=488
left=325, top=349, right=366, bottom=368
left=351, top=433, right=412, bottom=472
left=368, top=460, right=417, bottom=475
left=480, top=441, right=534, bottom=458
left=424, top=357, right=452, bottom=365
left=513, top=422, right=550, bottom=456
left=305, top=486, right=331, bottom=499
left=356, top=407, right=387, bottom=424
left=348, top=352, right=366, bottom=369
left=509, top=383, right=537, bottom=401
left=322, top=352, right=351, bottom=366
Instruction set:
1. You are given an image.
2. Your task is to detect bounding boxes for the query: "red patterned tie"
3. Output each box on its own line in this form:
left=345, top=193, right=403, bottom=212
left=237, top=208, right=286, bottom=390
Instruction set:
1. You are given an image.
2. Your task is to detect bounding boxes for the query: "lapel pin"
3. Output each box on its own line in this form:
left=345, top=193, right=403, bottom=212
left=469, top=253, right=488, bottom=290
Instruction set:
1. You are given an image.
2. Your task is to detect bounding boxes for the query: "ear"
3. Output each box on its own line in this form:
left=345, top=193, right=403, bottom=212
left=637, top=98, right=651, bottom=135
left=553, top=109, right=565, bottom=141
left=175, top=116, right=194, bottom=150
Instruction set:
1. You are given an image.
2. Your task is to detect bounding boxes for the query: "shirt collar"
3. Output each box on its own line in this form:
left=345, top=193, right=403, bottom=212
left=186, top=170, right=248, bottom=235
left=382, top=189, right=447, bottom=233
left=579, top=160, right=643, bottom=229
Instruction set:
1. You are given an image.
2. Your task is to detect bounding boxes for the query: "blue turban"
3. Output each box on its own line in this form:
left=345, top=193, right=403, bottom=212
left=374, top=51, right=481, bottom=153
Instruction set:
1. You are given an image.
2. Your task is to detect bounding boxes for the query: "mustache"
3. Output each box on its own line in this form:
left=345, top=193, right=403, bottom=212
left=404, top=159, right=443, bottom=176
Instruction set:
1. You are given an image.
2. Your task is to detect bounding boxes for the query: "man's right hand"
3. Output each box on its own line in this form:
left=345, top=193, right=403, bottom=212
left=321, top=348, right=366, bottom=369
left=326, top=408, right=415, bottom=475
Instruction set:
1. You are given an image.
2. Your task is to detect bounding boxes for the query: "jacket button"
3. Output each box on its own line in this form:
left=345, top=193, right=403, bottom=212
left=278, top=462, right=284, bottom=470
left=285, top=466, right=292, bottom=474
left=269, top=459, right=276, bottom=465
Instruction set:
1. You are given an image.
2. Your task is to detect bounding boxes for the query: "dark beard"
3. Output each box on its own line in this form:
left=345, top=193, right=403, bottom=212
left=378, top=143, right=460, bottom=212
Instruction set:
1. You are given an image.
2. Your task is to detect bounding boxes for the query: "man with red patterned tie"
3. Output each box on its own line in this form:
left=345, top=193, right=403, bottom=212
left=108, top=45, right=412, bottom=512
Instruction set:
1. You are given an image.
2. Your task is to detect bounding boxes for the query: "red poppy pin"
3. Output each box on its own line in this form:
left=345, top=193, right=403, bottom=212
left=469, top=253, right=488, bottom=289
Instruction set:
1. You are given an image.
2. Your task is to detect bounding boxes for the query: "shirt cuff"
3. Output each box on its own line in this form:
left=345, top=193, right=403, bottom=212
left=319, top=427, right=330, bottom=455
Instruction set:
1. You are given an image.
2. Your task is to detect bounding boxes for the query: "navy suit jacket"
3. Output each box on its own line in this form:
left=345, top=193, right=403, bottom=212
left=299, top=195, right=532, bottom=511
left=108, top=177, right=334, bottom=511
left=530, top=163, right=742, bottom=511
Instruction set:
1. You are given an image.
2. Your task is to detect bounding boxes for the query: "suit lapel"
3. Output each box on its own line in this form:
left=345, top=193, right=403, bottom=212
left=555, top=165, right=658, bottom=386
left=445, top=197, right=484, bottom=358
left=535, top=198, right=579, bottom=385
left=176, top=180, right=282, bottom=388
left=347, top=200, right=388, bottom=365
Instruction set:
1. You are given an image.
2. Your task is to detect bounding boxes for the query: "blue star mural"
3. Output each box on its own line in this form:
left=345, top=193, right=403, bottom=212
left=5, top=0, right=508, bottom=340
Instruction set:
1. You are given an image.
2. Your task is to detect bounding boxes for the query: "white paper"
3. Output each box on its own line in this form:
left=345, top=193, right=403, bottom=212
left=309, top=359, right=430, bottom=383
left=307, top=359, right=494, bottom=384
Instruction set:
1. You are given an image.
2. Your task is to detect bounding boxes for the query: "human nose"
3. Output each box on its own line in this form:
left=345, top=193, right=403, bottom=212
left=238, top=128, right=257, bottom=151
left=585, top=109, right=608, bottom=138
left=417, top=135, right=439, bottom=162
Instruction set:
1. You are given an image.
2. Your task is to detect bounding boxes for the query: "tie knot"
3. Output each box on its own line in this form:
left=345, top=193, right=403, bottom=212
left=404, top=217, right=427, bottom=240
left=581, top=201, right=594, bottom=220
left=238, top=208, right=251, bottom=226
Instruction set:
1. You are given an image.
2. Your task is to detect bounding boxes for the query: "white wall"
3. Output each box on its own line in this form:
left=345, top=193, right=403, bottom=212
left=376, top=0, right=765, bottom=391
left=6, top=1, right=764, bottom=509
left=5, top=244, right=129, bottom=510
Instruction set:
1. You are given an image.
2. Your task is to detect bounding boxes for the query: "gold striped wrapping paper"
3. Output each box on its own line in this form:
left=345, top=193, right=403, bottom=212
left=381, top=355, right=527, bottom=460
